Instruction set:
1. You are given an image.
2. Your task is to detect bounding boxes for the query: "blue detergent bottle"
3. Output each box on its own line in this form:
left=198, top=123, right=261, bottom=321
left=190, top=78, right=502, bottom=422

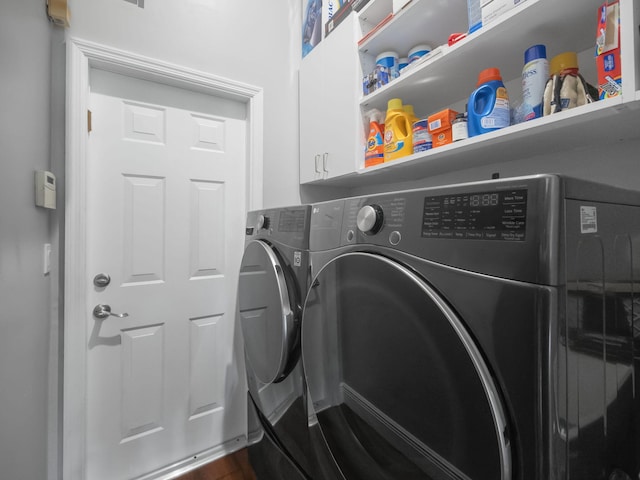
left=467, top=67, right=510, bottom=137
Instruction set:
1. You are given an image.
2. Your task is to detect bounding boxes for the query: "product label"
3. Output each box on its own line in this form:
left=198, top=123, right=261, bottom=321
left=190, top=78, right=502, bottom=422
left=480, top=86, right=510, bottom=129
left=452, top=121, right=468, bottom=142
left=522, top=59, right=548, bottom=121
left=366, top=123, right=384, bottom=160
left=385, top=139, right=405, bottom=154
left=412, top=121, right=430, bottom=144
left=428, top=119, right=442, bottom=131
left=580, top=206, right=597, bottom=234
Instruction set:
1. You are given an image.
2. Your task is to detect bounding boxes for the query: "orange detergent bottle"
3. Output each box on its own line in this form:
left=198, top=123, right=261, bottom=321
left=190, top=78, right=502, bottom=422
left=364, top=109, right=385, bottom=167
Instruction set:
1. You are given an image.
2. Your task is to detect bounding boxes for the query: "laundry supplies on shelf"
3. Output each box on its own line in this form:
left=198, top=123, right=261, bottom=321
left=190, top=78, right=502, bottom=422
left=467, top=67, right=510, bottom=137
left=521, top=44, right=549, bottom=121
left=384, top=98, right=413, bottom=161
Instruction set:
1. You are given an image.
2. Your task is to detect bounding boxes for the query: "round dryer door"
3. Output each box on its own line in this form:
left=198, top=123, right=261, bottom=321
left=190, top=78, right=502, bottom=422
left=239, top=240, right=299, bottom=385
left=302, top=252, right=511, bottom=480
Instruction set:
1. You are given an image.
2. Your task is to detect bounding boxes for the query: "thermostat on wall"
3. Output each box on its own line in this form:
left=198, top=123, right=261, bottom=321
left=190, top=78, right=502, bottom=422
left=35, top=170, right=56, bottom=209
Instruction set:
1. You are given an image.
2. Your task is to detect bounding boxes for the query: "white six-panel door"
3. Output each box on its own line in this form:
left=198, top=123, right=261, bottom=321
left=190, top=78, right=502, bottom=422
left=85, top=69, right=247, bottom=479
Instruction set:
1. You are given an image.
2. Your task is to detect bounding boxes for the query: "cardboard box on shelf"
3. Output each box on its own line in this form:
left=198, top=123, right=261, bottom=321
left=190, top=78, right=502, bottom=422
left=596, top=1, right=622, bottom=99
left=481, top=0, right=526, bottom=27
left=428, top=109, right=458, bottom=148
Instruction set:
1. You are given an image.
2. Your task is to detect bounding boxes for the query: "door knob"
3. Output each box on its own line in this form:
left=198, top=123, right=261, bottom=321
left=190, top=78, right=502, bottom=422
left=93, top=304, right=129, bottom=320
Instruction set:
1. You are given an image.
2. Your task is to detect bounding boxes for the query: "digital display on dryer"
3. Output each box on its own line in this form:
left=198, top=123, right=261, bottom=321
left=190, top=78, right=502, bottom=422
left=421, top=189, right=528, bottom=241
left=278, top=209, right=307, bottom=233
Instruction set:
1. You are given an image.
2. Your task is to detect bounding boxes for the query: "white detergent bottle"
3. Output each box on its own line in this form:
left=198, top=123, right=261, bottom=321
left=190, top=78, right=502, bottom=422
left=522, top=44, right=549, bottom=121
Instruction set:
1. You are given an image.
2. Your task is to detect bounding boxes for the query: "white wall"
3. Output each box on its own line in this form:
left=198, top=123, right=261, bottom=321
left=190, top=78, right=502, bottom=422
left=0, top=2, right=54, bottom=479
left=68, top=0, right=303, bottom=208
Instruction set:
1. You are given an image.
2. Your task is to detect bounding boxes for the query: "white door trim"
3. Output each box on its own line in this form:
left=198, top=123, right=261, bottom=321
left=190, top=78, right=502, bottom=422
left=63, top=36, right=263, bottom=480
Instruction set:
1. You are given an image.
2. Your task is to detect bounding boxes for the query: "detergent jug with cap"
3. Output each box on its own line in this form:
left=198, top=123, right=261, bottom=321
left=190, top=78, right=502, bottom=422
left=542, top=52, right=597, bottom=116
left=467, top=67, right=510, bottom=137
left=364, top=109, right=385, bottom=168
left=384, top=98, right=413, bottom=161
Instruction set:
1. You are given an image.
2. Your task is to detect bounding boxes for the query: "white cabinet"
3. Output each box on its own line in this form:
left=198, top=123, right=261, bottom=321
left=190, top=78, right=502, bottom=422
left=299, top=0, right=640, bottom=188
left=300, top=12, right=363, bottom=184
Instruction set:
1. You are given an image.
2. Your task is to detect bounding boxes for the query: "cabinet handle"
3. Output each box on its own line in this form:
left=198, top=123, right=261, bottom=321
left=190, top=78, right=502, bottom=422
left=314, top=154, right=321, bottom=173
left=322, top=152, right=329, bottom=173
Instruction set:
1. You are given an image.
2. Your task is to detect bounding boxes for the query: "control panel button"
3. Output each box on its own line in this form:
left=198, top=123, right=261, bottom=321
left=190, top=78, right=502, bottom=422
left=357, top=204, right=384, bottom=234
left=389, top=231, right=402, bottom=245
left=346, top=230, right=355, bottom=242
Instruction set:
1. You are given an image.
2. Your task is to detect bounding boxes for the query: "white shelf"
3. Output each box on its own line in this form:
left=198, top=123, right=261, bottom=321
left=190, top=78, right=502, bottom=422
left=360, top=0, right=604, bottom=114
left=300, top=0, right=640, bottom=189
left=357, top=0, right=392, bottom=36
left=306, top=97, right=640, bottom=188
left=358, top=0, right=467, bottom=57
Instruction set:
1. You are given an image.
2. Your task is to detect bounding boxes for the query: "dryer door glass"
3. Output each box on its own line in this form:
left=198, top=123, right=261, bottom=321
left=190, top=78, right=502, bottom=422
left=302, top=252, right=511, bottom=480
left=239, top=240, right=298, bottom=384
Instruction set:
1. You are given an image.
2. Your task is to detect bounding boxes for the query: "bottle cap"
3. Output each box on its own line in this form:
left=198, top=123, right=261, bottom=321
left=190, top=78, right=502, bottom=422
left=403, top=104, right=416, bottom=116
left=476, top=67, right=502, bottom=86
left=524, top=44, right=547, bottom=64
left=387, top=98, right=403, bottom=111
left=550, top=52, right=578, bottom=75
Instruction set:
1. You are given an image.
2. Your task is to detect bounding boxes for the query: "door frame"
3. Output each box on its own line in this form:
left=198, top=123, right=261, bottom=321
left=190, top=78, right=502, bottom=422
left=63, top=36, right=263, bottom=480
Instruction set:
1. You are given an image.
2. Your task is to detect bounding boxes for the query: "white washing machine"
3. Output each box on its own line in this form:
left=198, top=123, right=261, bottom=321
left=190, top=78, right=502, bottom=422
left=302, top=174, right=640, bottom=480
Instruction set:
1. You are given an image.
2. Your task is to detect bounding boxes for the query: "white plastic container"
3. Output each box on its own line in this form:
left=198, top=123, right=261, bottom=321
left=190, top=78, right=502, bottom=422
left=398, top=57, right=409, bottom=74
left=408, top=44, right=432, bottom=64
left=521, top=44, right=549, bottom=121
left=376, top=51, right=399, bottom=80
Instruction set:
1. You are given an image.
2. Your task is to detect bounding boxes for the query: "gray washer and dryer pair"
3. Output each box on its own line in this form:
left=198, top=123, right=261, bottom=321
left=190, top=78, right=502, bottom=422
left=238, top=205, right=315, bottom=479
left=301, top=174, right=640, bottom=480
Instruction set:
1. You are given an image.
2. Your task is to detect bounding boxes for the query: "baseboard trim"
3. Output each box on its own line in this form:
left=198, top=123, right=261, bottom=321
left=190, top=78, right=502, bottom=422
left=133, top=435, right=248, bottom=480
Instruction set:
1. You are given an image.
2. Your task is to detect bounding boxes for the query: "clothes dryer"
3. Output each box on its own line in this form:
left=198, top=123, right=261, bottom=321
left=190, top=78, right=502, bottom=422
left=302, top=174, right=640, bottom=480
left=238, top=206, right=314, bottom=479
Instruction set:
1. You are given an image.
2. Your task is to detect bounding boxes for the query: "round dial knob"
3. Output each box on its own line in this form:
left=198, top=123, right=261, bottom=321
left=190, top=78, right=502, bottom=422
left=257, top=214, right=270, bottom=230
left=356, top=204, right=384, bottom=234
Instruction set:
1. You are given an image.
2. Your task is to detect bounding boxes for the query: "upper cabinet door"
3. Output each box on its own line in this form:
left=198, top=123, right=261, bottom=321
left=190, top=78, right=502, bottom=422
left=300, top=12, right=363, bottom=184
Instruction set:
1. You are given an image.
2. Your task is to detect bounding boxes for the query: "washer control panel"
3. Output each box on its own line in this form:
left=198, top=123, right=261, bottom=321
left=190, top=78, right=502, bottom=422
left=342, top=183, right=531, bottom=248
left=246, top=207, right=312, bottom=249
left=421, top=189, right=528, bottom=241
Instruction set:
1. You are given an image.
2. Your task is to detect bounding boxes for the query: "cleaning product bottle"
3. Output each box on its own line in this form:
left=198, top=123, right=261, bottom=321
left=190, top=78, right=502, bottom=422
left=521, top=44, right=548, bottom=121
left=364, top=109, right=385, bottom=168
left=542, top=52, right=596, bottom=116
left=467, top=67, right=510, bottom=137
left=384, top=98, right=413, bottom=161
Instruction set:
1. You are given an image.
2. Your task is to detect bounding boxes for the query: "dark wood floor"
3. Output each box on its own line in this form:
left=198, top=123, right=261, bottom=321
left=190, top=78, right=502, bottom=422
left=176, top=448, right=257, bottom=480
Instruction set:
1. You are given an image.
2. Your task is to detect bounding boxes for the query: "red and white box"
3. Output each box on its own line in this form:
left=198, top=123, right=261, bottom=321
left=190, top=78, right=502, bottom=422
left=596, top=1, right=622, bottom=99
